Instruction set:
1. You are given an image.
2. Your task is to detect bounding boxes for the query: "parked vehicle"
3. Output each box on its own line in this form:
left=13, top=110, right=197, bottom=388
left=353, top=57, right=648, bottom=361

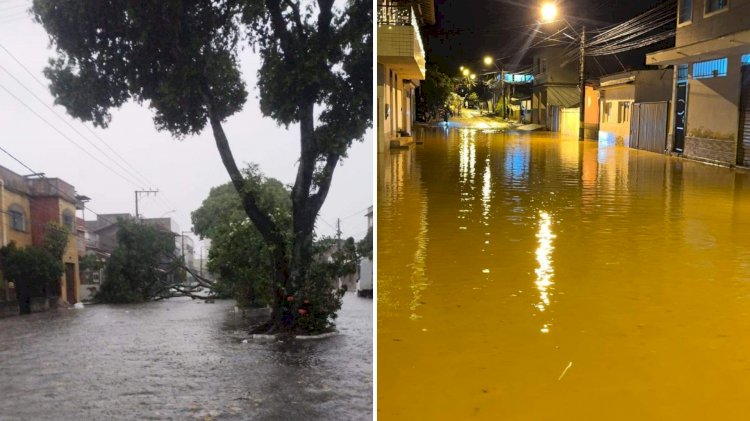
left=356, top=258, right=373, bottom=298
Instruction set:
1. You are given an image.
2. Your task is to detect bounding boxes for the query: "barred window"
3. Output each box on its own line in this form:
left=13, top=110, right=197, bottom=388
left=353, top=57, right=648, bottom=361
left=693, top=58, right=727, bottom=79
left=8, top=205, right=25, bottom=231
left=62, top=210, right=75, bottom=230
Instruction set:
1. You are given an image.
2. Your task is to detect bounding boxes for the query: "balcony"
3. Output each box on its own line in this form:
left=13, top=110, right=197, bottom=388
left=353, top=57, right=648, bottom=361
left=377, top=4, right=426, bottom=80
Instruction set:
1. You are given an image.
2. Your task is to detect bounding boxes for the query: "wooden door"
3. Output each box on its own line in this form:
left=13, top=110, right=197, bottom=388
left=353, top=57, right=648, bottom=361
left=65, top=263, right=77, bottom=305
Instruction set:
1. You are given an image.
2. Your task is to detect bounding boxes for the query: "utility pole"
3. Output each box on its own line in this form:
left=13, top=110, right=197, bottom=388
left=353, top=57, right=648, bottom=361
left=335, top=218, right=342, bottom=288
left=335, top=218, right=342, bottom=249
left=134, top=189, right=158, bottom=219
left=579, top=25, right=586, bottom=141
left=500, top=64, right=506, bottom=119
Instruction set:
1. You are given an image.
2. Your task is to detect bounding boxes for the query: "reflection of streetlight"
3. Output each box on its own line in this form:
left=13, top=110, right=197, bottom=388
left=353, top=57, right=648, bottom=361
left=541, top=3, right=557, bottom=22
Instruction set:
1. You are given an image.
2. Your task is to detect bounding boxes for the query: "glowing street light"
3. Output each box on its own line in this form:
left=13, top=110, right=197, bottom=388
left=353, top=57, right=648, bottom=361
left=470, top=73, right=476, bottom=80
left=462, top=68, right=470, bottom=77
left=541, top=2, right=557, bottom=22
left=460, top=65, right=465, bottom=71
left=539, top=2, right=585, bottom=141
left=483, top=56, right=493, bottom=66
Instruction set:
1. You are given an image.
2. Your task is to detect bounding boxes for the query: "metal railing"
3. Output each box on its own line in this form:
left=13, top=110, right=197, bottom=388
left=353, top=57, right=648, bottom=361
left=378, top=4, right=414, bottom=26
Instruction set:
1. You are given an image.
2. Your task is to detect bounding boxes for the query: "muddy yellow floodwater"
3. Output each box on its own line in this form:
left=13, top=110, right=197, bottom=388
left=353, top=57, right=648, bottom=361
left=378, top=127, right=750, bottom=420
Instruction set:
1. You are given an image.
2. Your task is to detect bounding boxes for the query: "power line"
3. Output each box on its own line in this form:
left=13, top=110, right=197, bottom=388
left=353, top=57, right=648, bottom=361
left=0, top=81, right=146, bottom=189
left=0, top=62, right=158, bottom=190
left=0, top=42, right=159, bottom=189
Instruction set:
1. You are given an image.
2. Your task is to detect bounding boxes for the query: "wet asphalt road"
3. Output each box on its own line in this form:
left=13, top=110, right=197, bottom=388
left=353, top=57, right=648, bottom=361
left=0, top=293, right=372, bottom=420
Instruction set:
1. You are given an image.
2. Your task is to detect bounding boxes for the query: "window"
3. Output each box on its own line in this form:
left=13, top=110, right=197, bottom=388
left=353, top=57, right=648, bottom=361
left=677, top=64, right=689, bottom=81
left=604, top=102, right=612, bottom=122
left=705, top=0, right=727, bottom=13
left=679, top=0, right=692, bottom=23
left=617, top=102, right=630, bottom=124
left=693, top=58, right=727, bottom=79
left=8, top=205, right=25, bottom=232
left=742, top=54, right=750, bottom=66
left=62, top=210, right=75, bottom=231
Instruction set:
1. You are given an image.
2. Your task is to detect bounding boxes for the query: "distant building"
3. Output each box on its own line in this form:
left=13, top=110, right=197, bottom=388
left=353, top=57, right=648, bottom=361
left=377, top=0, right=435, bottom=151
left=0, top=165, right=83, bottom=313
left=531, top=47, right=580, bottom=131
left=647, top=0, right=750, bottom=166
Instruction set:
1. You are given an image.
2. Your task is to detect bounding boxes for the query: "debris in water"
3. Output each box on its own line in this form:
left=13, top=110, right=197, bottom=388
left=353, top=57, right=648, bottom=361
left=558, top=362, right=572, bottom=381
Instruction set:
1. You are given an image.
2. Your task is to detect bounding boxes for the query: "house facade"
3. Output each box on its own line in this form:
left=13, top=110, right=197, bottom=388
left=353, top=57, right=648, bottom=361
left=597, top=70, right=673, bottom=148
left=647, top=0, right=750, bottom=166
left=0, top=165, right=82, bottom=312
left=531, top=47, right=580, bottom=130
left=377, top=0, right=435, bottom=151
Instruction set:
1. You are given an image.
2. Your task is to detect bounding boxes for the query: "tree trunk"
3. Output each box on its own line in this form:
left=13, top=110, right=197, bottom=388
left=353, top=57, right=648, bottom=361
left=205, top=103, right=291, bottom=329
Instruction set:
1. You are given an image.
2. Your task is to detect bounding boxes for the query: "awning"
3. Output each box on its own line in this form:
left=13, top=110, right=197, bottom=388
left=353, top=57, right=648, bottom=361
left=547, top=86, right=580, bottom=108
left=646, top=28, right=750, bottom=66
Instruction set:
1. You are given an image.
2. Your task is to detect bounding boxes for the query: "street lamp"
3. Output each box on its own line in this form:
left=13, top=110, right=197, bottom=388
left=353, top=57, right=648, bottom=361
left=482, top=55, right=508, bottom=118
left=541, top=3, right=557, bottom=22
left=540, top=3, right=585, bottom=141
left=462, top=68, right=470, bottom=77
left=470, top=73, right=476, bottom=80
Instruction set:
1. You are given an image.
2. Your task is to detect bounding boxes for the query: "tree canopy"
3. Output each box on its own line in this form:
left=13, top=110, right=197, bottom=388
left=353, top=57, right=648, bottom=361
left=0, top=242, right=63, bottom=298
left=417, top=65, right=454, bottom=121
left=96, top=219, right=178, bottom=303
left=192, top=169, right=291, bottom=308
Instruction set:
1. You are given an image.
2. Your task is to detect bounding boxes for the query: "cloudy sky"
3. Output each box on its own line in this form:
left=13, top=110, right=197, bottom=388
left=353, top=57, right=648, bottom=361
left=0, top=2, right=373, bottom=254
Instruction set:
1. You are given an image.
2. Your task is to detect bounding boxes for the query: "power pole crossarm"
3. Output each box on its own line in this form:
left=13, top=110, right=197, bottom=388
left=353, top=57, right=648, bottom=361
left=134, top=189, right=159, bottom=219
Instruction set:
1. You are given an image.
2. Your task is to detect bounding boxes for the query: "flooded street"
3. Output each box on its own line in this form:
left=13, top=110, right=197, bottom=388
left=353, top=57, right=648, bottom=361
left=378, top=127, right=750, bottom=419
left=0, top=293, right=372, bottom=420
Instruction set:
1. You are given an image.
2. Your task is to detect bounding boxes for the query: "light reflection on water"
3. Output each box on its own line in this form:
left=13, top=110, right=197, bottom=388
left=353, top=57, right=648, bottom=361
left=534, top=210, right=555, bottom=323
left=378, top=127, right=750, bottom=420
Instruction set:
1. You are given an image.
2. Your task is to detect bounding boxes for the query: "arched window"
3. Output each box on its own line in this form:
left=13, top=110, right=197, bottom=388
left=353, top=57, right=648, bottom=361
left=62, top=209, right=75, bottom=231
left=8, top=204, right=25, bottom=232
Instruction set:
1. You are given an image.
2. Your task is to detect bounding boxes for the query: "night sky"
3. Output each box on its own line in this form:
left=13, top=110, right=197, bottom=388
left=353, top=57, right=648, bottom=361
left=423, top=0, right=670, bottom=77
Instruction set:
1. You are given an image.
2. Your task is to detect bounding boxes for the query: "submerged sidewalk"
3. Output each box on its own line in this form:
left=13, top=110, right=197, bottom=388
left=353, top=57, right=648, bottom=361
left=418, top=108, right=520, bottom=130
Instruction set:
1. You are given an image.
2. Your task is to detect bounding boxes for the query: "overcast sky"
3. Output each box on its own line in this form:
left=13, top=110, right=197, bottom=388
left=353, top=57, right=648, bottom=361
left=0, top=2, right=373, bottom=254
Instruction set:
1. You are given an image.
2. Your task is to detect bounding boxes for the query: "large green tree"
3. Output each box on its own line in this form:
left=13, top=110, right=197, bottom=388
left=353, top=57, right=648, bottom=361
left=417, top=65, right=454, bottom=121
left=192, top=169, right=291, bottom=308
left=32, top=0, right=371, bottom=332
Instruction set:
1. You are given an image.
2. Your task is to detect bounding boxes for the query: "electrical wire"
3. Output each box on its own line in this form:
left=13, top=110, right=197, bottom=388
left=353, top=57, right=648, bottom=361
left=0, top=42, right=159, bottom=190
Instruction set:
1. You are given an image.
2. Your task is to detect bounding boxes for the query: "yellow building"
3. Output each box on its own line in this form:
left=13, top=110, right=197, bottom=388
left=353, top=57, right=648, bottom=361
left=0, top=165, right=82, bottom=312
